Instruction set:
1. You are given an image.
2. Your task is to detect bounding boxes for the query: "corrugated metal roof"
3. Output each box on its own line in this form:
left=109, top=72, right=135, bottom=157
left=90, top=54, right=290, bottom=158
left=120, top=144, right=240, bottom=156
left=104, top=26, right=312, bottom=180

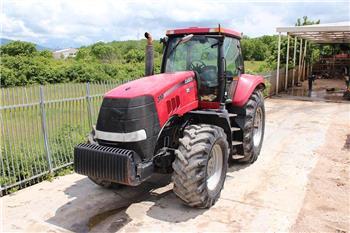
left=276, top=21, right=350, bottom=43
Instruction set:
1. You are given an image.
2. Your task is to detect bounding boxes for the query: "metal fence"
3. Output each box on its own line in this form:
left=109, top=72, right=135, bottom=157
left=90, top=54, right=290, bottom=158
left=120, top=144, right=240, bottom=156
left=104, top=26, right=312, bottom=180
left=0, top=80, right=128, bottom=194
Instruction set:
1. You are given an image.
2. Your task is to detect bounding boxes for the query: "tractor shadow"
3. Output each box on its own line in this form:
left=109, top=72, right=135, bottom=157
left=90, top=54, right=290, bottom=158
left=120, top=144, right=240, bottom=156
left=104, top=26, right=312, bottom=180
left=46, top=174, right=207, bottom=232
left=228, top=162, right=251, bottom=172
left=47, top=162, right=250, bottom=232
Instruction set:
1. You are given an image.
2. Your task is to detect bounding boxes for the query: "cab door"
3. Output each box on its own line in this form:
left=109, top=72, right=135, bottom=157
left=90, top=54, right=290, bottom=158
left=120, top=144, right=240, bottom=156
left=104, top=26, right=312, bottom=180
left=223, top=37, right=244, bottom=100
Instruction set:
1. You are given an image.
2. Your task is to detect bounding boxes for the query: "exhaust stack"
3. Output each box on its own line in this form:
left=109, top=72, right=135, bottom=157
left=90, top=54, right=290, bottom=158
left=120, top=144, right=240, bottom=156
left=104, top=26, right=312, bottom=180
left=144, top=32, right=154, bottom=76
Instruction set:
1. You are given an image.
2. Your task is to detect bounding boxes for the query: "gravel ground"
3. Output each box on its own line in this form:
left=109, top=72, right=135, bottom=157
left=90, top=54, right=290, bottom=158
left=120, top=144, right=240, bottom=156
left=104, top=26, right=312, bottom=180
left=2, top=98, right=349, bottom=232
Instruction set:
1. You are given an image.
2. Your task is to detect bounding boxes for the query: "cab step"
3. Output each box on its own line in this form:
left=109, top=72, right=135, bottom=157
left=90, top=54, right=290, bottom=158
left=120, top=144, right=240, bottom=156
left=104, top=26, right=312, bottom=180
left=228, top=113, right=237, bottom=118
left=232, top=141, right=243, bottom=146
left=231, top=127, right=240, bottom=132
left=232, top=154, right=245, bottom=159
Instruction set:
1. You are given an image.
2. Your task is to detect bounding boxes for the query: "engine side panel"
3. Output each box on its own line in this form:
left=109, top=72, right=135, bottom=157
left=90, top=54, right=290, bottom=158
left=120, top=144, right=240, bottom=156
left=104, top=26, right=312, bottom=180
left=156, top=76, right=198, bottom=126
left=232, top=74, right=264, bottom=107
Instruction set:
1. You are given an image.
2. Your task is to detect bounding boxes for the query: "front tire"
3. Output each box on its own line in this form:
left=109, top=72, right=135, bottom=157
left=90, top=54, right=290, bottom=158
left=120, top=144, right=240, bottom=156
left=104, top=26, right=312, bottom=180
left=172, top=124, right=229, bottom=208
left=238, top=90, right=265, bottom=163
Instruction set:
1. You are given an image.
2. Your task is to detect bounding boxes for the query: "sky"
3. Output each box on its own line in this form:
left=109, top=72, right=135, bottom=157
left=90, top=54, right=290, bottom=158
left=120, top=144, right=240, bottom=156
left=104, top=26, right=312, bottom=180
left=1, top=0, right=349, bottom=49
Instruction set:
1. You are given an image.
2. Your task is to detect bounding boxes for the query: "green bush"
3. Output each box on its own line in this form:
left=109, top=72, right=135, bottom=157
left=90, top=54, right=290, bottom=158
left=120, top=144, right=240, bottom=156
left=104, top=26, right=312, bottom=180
left=0, top=40, right=165, bottom=87
left=0, top=41, right=37, bottom=56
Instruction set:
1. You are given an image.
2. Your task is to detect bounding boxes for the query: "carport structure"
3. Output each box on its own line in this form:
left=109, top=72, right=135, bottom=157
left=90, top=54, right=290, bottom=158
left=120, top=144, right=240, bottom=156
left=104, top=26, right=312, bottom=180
left=275, top=21, right=350, bottom=95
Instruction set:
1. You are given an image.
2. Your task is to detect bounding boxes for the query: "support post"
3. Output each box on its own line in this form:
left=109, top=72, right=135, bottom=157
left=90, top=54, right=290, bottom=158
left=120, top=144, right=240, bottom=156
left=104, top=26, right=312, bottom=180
left=285, top=34, right=290, bottom=90
left=310, top=62, right=313, bottom=75
left=86, top=82, right=93, bottom=128
left=276, top=32, right=282, bottom=95
left=302, top=40, right=308, bottom=81
left=39, top=86, right=52, bottom=173
left=298, top=38, right=303, bottom=84
left=292, top=36, right=297, bottom=86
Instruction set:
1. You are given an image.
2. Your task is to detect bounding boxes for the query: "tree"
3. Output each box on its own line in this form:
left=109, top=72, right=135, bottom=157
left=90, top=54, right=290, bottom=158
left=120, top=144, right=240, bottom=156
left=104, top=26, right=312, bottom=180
left=0, top=41, right=37, bottom=56
left=90, top=42, right=116, bottom=62
left=124, top=49, right=144, bottom=63
left=241, top=36, right=270, bottom=61
left=295, top=16, right=320, bottom=26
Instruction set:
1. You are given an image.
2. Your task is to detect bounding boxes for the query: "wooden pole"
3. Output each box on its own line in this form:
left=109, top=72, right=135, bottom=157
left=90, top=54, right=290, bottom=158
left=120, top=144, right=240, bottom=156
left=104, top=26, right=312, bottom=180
left=285, top=35, right=290, bottom=90
left=276, top=32, right=282, bottom=95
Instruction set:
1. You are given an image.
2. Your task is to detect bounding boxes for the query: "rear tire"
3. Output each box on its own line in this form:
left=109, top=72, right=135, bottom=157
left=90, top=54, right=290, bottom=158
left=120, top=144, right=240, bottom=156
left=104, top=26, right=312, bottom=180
left=172, top=124, right=228, bottom=208
left=238, top=90, right=265, bottom=163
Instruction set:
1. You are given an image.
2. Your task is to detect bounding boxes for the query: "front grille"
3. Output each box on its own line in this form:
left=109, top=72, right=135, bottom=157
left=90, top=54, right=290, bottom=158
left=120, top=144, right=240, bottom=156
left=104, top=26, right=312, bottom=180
left=96, top=96, right=160, bottom=160
left=74, top=143, right=137, bottom=185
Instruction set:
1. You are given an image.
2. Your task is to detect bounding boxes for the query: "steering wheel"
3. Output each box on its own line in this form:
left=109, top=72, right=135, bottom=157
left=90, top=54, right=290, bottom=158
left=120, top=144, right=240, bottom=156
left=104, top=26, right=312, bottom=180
left=189, top=60, right=206, bottom=72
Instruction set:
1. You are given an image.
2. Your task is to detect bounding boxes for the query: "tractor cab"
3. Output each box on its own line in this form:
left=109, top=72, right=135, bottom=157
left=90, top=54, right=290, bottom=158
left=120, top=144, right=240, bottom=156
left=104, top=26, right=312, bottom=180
left=161, top=27, right=244, bottom=106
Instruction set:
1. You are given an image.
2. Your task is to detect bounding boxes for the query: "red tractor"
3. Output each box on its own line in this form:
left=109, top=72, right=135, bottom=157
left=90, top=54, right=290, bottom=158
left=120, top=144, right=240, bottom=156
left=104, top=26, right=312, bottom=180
left=74, top=26, right=265, bottom=208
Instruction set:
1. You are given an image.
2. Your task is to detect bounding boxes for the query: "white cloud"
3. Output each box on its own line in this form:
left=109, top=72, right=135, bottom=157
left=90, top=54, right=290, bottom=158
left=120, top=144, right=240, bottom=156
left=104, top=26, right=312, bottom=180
left=1, top=0, right=349, bottom=48
left=236, top=5, right=286, bottom=36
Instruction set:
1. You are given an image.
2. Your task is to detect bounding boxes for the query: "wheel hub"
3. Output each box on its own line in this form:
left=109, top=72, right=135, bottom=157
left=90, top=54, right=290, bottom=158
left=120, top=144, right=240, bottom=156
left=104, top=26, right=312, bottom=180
left=253, top=107, right=263, bottom=147
left=207, top=144, right=223, bottom=191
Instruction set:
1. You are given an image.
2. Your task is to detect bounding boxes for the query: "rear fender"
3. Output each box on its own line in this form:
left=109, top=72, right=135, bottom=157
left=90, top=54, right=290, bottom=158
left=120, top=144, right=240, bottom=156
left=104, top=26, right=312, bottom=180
left=232, top=74, right=265, bottom=107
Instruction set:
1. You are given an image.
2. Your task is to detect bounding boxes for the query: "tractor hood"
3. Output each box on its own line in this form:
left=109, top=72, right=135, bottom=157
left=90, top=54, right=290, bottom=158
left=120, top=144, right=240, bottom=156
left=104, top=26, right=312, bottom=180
left=104, top=71, right=195, bottom=101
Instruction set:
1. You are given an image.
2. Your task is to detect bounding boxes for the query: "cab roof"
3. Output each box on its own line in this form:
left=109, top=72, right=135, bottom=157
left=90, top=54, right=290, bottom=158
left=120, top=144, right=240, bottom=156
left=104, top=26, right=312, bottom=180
left=166, top=27, right=241, bottom=39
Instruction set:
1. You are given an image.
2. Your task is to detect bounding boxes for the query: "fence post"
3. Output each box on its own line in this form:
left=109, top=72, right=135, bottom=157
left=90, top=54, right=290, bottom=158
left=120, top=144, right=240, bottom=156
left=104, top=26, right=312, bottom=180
left=39, top=86, right=52, bottom=173
left=86, top=82, right=93, bottom=128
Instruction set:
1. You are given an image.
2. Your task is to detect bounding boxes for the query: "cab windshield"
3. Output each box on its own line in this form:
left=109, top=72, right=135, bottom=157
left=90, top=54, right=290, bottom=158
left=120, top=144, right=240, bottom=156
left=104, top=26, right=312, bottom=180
left=164, top=35, right=220, bottom=102
left=165, top=36, right=219, bottom=74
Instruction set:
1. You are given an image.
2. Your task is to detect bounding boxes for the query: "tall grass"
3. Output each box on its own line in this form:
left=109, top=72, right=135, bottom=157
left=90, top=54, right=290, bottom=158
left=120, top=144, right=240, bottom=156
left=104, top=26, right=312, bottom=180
left=0, top=81, right=121, bottom=194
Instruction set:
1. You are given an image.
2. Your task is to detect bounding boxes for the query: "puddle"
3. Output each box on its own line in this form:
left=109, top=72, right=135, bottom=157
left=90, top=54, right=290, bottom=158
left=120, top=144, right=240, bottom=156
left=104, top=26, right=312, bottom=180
left=88, top=203, right=131, bottom=231
left=279, top=79, right=349, bottom=102
left=87, top=186, right=173, bottom=231
left=107, top=216, right=132, bottom=232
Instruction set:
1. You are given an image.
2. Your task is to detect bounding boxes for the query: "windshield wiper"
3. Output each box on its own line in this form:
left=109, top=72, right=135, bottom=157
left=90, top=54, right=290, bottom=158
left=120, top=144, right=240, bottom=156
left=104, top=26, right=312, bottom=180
left=168, top=40, right=182, bottom=58
left=167, top=34, right=194, bottom=58
left=210, top=42, right=219, bottom=48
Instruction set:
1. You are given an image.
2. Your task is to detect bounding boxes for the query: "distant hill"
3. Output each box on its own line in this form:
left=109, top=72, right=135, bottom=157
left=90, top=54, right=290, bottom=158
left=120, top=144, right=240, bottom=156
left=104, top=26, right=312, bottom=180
left=0, top=38, right=13, bottom=45
left=0, top=38, right=51, bottom=51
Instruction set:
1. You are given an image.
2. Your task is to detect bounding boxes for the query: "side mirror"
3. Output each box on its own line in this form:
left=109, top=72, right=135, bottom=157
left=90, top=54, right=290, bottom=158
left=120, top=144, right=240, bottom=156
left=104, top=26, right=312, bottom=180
left=225, top=71, right=234, bottom=81
left=237, top=65, right=244, bottom=75
left=226, top=75, right=233, bottom=81
left=160, top=37, right=167, bottom=45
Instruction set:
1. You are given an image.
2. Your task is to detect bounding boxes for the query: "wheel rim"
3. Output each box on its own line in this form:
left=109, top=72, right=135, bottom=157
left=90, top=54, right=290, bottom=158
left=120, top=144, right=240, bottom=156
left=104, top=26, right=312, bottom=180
left=253, top=107, right=263, bottom=148
left=207, top=143, right=223, bottom=191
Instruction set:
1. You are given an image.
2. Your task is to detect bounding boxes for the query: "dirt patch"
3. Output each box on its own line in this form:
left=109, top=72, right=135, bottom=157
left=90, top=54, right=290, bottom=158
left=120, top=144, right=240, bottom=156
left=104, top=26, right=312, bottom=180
left=291, top=120, right=350, bottom=232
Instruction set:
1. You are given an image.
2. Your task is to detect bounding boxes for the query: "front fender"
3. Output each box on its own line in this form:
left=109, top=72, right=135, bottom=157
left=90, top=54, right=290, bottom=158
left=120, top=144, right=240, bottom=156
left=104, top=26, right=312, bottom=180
left=232, top=74, right=265, bottom=107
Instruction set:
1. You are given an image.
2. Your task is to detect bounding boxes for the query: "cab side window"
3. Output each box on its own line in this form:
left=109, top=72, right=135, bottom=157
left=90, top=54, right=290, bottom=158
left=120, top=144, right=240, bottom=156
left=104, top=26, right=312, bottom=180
left=223, top=37, right=243, bottom=77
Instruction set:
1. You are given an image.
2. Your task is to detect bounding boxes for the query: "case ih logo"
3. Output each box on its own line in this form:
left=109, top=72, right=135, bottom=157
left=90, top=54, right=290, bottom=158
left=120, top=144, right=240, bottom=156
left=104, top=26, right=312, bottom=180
left=158, top=77, right=193, bottom=102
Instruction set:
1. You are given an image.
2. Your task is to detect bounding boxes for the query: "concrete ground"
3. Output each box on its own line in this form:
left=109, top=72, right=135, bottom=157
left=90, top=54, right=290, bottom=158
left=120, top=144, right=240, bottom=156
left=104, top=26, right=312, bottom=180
left=2, top=99, right=350, bottom=232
